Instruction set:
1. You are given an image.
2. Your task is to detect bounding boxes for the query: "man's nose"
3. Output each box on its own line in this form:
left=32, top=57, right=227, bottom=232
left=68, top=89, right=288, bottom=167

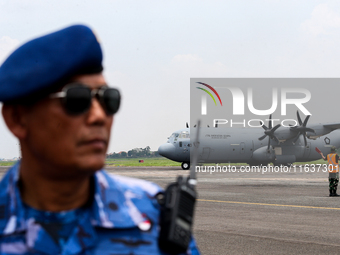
left=86, top=98, right=107, bottom=124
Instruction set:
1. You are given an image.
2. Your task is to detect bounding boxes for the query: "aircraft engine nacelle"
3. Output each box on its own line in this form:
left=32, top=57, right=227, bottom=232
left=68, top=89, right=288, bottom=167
left=253, top=146, right=276, bottom=162
left=274, top=155, right=296, bottom=165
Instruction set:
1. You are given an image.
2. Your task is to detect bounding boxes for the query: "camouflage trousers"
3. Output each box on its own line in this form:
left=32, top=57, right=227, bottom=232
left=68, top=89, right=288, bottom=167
left=329, top=178, right=339, bottom=191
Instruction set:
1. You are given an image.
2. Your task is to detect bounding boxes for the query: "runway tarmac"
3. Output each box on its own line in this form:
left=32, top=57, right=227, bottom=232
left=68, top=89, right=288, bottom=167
left=1, top=165, right=339, bottom=255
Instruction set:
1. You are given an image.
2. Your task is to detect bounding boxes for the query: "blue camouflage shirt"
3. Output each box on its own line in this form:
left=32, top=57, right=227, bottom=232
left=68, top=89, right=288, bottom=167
left=0, top=164, right=200, bottom=255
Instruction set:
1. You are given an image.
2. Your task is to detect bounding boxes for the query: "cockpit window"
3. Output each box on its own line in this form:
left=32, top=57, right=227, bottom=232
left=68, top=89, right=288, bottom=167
left=170, top=133, right=179, bottom=139
left=179, top=131, right=189, bottom=138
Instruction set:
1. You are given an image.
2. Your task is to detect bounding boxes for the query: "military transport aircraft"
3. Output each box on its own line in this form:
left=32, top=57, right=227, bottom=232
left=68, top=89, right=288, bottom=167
left=158, top=112, right=340, bottom=170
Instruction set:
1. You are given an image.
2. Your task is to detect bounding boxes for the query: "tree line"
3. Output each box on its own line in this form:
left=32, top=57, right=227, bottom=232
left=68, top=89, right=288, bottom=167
left=106, top=146, right=161, bottom=158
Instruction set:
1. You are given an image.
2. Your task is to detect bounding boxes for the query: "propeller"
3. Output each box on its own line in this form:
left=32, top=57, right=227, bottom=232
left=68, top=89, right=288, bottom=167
left=290, top=111, right=315, bottom=146
left=186, top=122, right=189, bottom=128
left=258, top=114, right=281, bottom=150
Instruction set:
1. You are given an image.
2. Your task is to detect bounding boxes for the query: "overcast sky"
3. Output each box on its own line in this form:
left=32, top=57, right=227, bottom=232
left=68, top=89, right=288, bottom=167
left=1, top=0, right=340, bottom=158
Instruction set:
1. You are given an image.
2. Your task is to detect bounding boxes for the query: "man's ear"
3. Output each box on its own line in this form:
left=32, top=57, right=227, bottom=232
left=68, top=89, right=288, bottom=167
left=2, top=104, right=28, bottom=139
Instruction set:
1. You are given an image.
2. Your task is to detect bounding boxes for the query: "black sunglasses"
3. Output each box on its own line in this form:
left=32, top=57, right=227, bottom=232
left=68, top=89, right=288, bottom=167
left=50, top=83, right=121, bottom=115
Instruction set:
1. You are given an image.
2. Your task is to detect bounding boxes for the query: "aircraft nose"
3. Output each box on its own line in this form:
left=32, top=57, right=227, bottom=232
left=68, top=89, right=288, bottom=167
left=158, top=143, right=176, bottom=158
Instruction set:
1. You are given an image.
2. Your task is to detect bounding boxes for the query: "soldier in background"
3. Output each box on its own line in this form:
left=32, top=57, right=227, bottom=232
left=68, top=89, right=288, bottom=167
left=321, top=146, right=340, bottom=197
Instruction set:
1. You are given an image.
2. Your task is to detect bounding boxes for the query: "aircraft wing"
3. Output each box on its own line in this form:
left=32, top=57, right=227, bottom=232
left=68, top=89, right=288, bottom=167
left=302, top=122, right=340, bottom=138
left=323, top=123, right=340, bottom=130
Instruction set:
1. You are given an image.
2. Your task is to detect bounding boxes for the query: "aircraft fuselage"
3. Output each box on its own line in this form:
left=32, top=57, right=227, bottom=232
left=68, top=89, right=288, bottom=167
left=158, top=127, right=340, bottom=169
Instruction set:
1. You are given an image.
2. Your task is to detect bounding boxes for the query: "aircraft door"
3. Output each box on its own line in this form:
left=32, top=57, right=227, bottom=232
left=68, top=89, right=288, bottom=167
left=202, top=147, right=211, bottom=161
left=240, top=142, right=245, bottom=154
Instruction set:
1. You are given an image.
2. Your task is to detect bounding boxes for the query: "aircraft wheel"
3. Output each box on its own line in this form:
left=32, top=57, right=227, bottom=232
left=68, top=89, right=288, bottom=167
left=181, top=162, right=190, bottom=170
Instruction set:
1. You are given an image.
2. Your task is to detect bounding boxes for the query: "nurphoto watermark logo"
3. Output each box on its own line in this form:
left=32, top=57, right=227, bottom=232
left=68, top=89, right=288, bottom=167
left=190, top=78, right=339, bottom=171
left=195, top=81, right=311, bottom=128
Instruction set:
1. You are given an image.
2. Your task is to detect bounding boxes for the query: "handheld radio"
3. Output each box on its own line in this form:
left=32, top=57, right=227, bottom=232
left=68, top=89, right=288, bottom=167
left=158, top=120, right=201, bottom=254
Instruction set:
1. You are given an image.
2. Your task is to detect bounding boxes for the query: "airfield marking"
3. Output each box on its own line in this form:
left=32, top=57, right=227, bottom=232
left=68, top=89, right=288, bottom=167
left=198, top=199, right=340, bottom=210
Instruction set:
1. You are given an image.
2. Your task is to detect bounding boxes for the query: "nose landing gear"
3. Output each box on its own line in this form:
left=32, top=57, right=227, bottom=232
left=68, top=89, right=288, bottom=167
left=181, top=162, right=190, bottom=170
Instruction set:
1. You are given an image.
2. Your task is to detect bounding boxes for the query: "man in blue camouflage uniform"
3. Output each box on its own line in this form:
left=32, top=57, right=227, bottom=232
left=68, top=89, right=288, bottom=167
left=0, top=25, right=200, bottom=254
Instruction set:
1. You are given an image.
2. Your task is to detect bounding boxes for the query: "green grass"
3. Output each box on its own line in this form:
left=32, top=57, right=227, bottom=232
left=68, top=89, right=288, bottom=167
left=0, top=158, right=181, bottom=167
left=295, top=159, right=325, bottom=165
left=105, top=157, right=181, bottom=167
left=0, top=161, right=18, bottom=166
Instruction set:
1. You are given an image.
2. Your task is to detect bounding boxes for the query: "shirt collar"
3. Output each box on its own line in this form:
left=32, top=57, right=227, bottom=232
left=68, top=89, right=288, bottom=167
left=0, top=163, right=157, bottom=235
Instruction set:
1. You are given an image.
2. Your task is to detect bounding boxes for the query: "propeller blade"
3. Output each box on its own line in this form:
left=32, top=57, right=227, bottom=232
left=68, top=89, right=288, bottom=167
left=272, top=135, right=280, bottom=143
left=258, top=114, right=280, bottom=142
left=304, top=128, right=315, bottom=133
left=293, top=133, right=301, bottom=144
left=271, top=124, right=281, bottom=133
left=303, top=133, right=307, bottom=146
left=303, top=115, right=310, bottom=127
left=297, top=111, right=302, bottom=126
left=291, top=112, right=314, bottom=144
left=259, top=134, right=267, bottom=141
left=186, top=122, right=189, bottom=128
left=267, top=137, right=271, bottom=150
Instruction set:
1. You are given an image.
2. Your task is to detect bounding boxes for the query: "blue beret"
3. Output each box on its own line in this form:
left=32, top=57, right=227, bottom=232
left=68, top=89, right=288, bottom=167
left=0, top=24, right=103, bottom=103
